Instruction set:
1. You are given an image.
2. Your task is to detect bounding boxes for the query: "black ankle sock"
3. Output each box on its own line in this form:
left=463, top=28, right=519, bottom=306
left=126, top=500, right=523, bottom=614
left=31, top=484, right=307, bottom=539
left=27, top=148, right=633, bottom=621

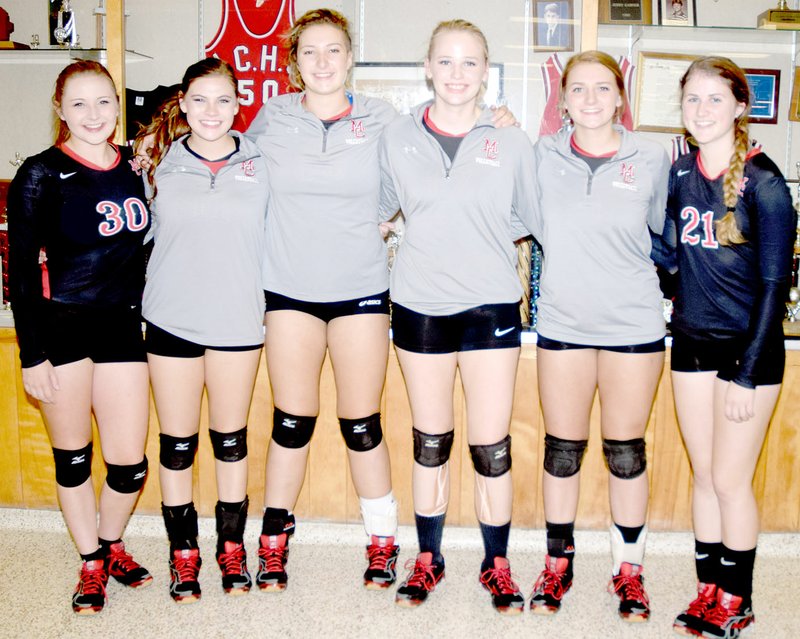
left=216, top=498, right=248, bottom=553
left=162, top=502, right=199, bottom=551
left=718, top=545, right=756, bottom=603
left=415, top=513, right=446, bottom=565
left=479, top=521, right=510, bottom=572
left=261, top=507, right=294, bottom=537
left=695, top=540, right=723, bottom=585
left=614, top=523, right=644, bottom=544
left=80, top=547, right=106, bottom=562
left=98, top=537, right=121, bottom=552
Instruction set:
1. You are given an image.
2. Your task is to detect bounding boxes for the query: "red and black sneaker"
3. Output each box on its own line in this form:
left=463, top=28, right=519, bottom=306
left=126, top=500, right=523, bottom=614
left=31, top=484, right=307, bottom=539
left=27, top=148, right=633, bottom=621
left=395, top=552, right=445, bottom=608
left=609, top=562, right=650, bottom=623
left=479, top=556, right=525, bottom=615
left=169, top=548, right=202, bottom=604
left=217, top=541, right=252, bottom=596
left=673, top=582, right=718, bottom=636
left=700, top=589, right=754, bottom=639
left=256, top=533, right=289, bottom=592
left=529, top=555, right=572, bottom=615
left=105, top=541, right=152, bottom=588
left=72, top=559, right=109, bottom=615
left=364, top=535, right=400, bottom=590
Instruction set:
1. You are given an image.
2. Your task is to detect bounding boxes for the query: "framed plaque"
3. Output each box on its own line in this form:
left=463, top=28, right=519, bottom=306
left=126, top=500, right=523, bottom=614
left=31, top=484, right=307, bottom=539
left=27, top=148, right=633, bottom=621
left=789, top=68, right=800, bottom=122
left=634, top=51, right=698, bottom=133
left=599, top=0, right=653, bottom=25
left=744, top=68, right=780, bottom=125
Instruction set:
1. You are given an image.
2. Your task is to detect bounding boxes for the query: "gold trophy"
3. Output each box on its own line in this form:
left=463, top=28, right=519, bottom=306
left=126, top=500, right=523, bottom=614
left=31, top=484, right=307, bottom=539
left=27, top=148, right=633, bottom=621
left=759, top=1, right=800, bottom=29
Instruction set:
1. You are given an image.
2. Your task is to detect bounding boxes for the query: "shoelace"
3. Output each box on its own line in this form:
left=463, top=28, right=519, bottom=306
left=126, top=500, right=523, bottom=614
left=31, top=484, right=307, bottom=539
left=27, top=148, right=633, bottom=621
left=610, top=573, right=649, bottom=605
left=78, top=564, right=107, bottom=595
left=258, top=545, right=287, bottom=573
left=480, top=566, right=519, bottom=595
left=366, top=543, right=396, bottom=570
left=533, top=568, right=566, bottom=599
left=403, top=558, right=438, bottom=591
left=704, top=599, right=741, bottom=627
left=173, top=554, right=201, bottom=583
left=685, top=590, right=717, bottom=618
left=108, top=547, right=140, bottom=573
left=218, top=545, right=246, bottom=575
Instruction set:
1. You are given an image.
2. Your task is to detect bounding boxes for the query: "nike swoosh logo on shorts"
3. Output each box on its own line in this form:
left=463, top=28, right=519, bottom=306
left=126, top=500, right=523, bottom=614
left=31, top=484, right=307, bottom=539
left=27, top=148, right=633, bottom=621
left=494, top=327, right=515, bottom=337
left=60, top=172, right=77, bottom=179
left=677, top=169, right=690, bottom=177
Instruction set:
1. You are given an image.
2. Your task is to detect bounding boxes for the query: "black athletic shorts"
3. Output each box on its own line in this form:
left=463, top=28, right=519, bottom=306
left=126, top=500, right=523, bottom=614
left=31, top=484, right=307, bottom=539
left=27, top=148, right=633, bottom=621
left=536, top=335, right=666, bottom=353
left=391, top=302, right=522, bottom=354
left=144, top=322, right=262, bottom=358
left=40, top=300, right=146, bottom=366
left=264, top=289, right=390, bottom=323
left=670, top=330, right=785, bottom=386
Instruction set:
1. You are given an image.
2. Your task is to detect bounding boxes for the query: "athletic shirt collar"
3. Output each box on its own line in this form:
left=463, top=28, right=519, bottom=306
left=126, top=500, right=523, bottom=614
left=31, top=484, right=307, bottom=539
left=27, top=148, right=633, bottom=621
left=423, top=106, right=468, bottom=138
left=59, top=143, right=121, bottom=171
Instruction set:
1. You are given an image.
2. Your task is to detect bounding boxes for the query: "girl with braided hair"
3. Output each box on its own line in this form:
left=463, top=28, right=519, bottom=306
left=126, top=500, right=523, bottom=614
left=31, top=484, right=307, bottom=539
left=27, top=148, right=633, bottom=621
left=655, top=56, right=796, bottom=638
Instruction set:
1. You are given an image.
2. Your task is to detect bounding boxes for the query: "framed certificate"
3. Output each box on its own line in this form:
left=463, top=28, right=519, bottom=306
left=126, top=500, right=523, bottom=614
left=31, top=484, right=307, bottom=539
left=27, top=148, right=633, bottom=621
left=599, top=0, right=653, bottom=25
left=658, top=0, right=697, bottom=27
left=634, top=51, right=697, bottom=133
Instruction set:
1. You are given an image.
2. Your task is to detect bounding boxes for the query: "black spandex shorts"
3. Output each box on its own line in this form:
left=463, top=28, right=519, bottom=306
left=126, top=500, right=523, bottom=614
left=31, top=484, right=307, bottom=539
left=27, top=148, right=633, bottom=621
left=670, top=330, right=784, bottom=386
left=144, top=322, right=262, bottom=358
left=536, top=335, right=666, bottom=353
left=40, top=300, right=146, bottom=366
left=264, top=289, right=390, bottom=323
left=391, top=302, right=522, bottom=354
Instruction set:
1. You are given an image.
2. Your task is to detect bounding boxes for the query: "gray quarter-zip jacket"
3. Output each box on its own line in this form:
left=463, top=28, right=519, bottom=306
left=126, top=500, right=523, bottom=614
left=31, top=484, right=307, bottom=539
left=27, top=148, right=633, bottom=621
left=143, top=132, right=268, bottom=346
left=247, top=92, right=398, bottom=302
left=533, top=126, right=669, bottom=345
left=379, top=102, right=540, bottom=316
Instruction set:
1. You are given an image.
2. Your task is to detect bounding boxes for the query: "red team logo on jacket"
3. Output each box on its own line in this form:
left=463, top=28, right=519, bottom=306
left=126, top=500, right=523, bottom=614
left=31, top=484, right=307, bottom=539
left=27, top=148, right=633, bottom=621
left=351, top=120, right=365, bottom=138
left=620, top=162, right=635, bottom=185
left=483, top=139, right=499, bottom=160
left=205, top=0, right=296, bottom=131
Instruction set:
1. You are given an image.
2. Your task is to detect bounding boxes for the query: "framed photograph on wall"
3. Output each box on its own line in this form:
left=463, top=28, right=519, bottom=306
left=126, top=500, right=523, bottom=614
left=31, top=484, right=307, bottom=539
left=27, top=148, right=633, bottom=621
left=599, top=0, right=653, bottom=25
left=533, top=0, right=574, bottom=52
left=634, top=51, right=698, bottom=133
left=351, top=63, right=505, bottom=115
left=658, top=0, right=696, bottom=26
left=744, top=69, right=780, bottom=125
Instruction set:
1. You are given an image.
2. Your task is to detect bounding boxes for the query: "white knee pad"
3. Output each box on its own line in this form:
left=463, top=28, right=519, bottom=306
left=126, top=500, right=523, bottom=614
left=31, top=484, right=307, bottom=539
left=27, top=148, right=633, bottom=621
left=609, top=524, right=647, bottom=575
left=360, top=491, right=398, bottom=538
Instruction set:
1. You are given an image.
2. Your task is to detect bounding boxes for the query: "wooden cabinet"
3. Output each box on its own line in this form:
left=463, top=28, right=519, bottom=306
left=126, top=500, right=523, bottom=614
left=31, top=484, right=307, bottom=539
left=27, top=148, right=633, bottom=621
left=2, top=327, right=799, bottom=532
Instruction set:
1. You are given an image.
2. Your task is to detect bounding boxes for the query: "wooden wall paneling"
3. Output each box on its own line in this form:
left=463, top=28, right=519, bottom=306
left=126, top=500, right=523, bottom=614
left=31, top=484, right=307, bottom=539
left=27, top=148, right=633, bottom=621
left=510, top=346, right=542, bottom=529
left=574, top=394, right=612, bottom=529
left=452, top=370, right=471, bottom=526
left=0, top=331, right=23, bottom=504
left=383, top=349, right=415, bottom=525
left=245, top=352, right=272, bottom=520
left=754, top=358, right=800, bottom=531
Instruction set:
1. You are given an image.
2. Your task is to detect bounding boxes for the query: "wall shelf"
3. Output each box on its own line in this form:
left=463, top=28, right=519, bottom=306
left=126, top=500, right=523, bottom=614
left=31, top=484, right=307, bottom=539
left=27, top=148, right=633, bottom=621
left=0, top=48, right=151, bottom=64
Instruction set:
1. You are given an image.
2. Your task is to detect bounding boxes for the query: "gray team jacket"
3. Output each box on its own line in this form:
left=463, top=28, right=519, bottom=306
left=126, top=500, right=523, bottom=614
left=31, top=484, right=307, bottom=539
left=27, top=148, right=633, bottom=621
left=247, top=92, right=398, bottom=302
left=379, top=103, right=540, bottom=316
left=143, top=132, right=268, bottom=346
left=533, top=126, right=670, bottom=345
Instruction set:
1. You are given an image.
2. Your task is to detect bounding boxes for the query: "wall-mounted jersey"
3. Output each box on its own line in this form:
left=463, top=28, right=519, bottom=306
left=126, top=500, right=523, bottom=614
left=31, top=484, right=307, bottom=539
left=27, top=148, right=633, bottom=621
left=205, top=0, right=295, bottom=131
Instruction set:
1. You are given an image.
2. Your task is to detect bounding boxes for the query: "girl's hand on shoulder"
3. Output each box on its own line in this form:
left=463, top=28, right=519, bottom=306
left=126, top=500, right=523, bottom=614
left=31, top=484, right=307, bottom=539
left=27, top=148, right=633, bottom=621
left=133, top=134, right=156, bottom=171
left=22, top=361, right=60, bottom=404
left=724, top=382, right=755, bottom=423
left=379, top=221, right=396, bottom=239
left=490, top=104, right=519, bottom=129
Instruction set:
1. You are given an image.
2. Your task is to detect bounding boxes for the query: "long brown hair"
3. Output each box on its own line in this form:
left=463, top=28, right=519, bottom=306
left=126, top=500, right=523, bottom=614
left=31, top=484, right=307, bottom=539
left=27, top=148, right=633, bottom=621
left=680, top=56, right=751, bottom=245
left=284, top=9, right=352, bottom=91
left=135, top=58, right=238, bottom=199
left=52, top=60, right=118, bottom=146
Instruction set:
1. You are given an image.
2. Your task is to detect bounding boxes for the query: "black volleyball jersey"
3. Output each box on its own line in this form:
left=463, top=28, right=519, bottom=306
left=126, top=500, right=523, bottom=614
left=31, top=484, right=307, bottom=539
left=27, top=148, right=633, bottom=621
left=8, top=144, right=150, bottom=367
left=658, top=148, right=795, bottom=387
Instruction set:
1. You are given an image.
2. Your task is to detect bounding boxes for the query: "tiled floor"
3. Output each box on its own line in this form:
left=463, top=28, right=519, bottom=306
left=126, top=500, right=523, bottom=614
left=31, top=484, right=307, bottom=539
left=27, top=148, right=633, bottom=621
left=1, top=508, right=798, bottom=639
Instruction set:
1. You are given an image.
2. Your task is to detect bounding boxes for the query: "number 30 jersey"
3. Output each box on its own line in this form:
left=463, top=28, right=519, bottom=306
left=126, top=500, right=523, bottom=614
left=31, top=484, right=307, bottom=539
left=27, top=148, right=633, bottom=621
left=661, top=148, right=795, bottom=378
left=8, top=145, right=150, bottom=366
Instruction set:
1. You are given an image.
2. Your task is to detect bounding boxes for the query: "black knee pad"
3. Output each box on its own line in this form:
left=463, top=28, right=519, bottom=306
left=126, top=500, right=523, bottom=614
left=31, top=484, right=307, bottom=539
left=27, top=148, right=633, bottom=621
left=106, top=457, right=149, bottom=494
left=159, top=433, right=199, bottom=471
left=209, top=426, right=248, bottom=462
left=543, top=434, right=588, bottom=478
left=271, top=408, right=317, bottom=449
left=52, top=442, right=93, bottom=488
left=469, top=435, right=512, bottom=478
left=412, top=427, right=455, bottom=468
left=339, top=413, right=383, bottom=452
left=602, top=438, right=647, bottom=479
